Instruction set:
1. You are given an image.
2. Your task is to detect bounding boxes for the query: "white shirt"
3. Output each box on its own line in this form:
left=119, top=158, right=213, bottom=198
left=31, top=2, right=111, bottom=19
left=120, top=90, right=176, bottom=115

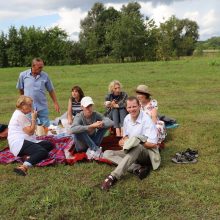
left=8, top=109, right=39, bottom=156
left=123, top=110, right=158, bottom=144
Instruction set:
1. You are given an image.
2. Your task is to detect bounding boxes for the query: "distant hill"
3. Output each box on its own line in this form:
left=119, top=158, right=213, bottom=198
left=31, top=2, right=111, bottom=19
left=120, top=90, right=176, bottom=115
left=197, top=36, right=220, bottom=50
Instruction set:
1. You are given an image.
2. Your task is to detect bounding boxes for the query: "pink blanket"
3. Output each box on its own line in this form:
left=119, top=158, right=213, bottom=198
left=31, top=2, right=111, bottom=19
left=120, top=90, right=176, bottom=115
left=0, top=135, right=113, bottom=166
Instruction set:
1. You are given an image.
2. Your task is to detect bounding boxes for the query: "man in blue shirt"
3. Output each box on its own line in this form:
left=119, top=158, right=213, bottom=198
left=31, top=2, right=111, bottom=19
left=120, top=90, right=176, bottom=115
left=16, top=58, right=60, bottom=127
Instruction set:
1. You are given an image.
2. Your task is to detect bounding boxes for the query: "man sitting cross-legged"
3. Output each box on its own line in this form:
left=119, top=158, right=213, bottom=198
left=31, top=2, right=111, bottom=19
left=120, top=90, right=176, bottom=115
left=101, top=96, right=160, bottom=190
left=70, top=96, right=114, bottom=158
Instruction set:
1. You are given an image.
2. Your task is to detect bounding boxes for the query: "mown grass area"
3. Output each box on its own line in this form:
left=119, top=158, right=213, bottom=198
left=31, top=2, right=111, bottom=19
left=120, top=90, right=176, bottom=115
left=0, top=57, right=220, bottom=219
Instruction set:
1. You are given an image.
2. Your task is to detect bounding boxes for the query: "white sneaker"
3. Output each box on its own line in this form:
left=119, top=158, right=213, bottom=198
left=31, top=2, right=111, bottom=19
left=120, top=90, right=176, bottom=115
left=86, top=147, right=103, bottom=160
left=93, top=147, right=103, bottom=159
left=86, top=148, right=96, bottom=160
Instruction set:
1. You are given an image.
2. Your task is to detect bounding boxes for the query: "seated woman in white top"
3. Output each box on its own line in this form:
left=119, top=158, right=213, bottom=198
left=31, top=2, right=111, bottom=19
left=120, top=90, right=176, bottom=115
left=136, top=85, right=166, bottom=143
left=7, top=95, right=54, bottom=176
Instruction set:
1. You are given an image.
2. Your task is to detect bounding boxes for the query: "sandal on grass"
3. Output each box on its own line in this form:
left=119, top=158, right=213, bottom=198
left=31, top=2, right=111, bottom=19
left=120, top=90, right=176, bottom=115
left=14, top=165, right=28, bottom=176
left=172, top=154, right=197, bottom=164
left=176, top=148, right=198, bottom=158
left=185, top=148, right=198, bottom=157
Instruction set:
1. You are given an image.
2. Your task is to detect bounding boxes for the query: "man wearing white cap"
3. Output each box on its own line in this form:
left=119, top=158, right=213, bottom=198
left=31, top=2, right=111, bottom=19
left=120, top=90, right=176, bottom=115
left=70, top=96, right=114, bottom=157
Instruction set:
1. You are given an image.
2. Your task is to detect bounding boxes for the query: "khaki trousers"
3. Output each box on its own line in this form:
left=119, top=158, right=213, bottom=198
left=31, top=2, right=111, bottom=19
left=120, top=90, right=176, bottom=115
left=104, top=144, right=149, bottom=180
left=103, top=136, right=160, bottom=179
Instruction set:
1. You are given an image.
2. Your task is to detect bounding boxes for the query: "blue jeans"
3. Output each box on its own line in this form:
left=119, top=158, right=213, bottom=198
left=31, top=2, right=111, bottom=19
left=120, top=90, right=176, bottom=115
left=27, top=108, right=50, bottom=127
left=37, top=109, right=50, bottom=127
left=74, top=128, right=108, bottom=152
left=108, top=108, right=127, bottom=128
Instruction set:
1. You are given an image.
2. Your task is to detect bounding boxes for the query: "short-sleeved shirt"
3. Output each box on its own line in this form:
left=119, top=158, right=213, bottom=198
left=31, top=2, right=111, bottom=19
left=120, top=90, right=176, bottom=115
left=123, top=110, right=158, bottom=144
left=16, top=69, right=54, bottom=111
left=141, top=99, right=166, bottom=143
left=141, top=99, right=158, bottom=116
left=7, top=109, right=40, bottom=156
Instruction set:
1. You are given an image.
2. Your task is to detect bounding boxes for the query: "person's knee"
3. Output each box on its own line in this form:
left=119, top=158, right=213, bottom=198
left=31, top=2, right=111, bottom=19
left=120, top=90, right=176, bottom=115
left=40, top=141, right=54, bottom=151
left=46, top=142, right=54, bottom=151
left=74, top=132, right=87, bottom=138
left=38, top=148, right=50, bottom=158
left=124, top=144, right=142, bottom=158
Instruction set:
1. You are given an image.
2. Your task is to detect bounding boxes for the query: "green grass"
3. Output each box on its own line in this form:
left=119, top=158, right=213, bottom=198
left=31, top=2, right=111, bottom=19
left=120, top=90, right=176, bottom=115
left=0, top=57, right=220, bottom=219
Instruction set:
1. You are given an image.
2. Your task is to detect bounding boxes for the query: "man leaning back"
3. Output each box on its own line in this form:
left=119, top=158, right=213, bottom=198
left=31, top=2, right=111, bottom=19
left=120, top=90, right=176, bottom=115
left=101, top=96, right=160, bottom=190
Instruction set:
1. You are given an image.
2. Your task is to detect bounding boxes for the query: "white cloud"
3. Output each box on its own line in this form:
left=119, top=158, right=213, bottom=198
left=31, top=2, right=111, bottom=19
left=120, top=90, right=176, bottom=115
left=0, top=0, right=220, bottom=40
left=144, top=3, right=174, bottom=25
left=140, top=2, right=220, bottom=40
left=202, top=9, right=216, bottom=27
left=183, top=9, right=220, bottom=40
left=104, top=3, right=123, bottom=11
left=52, top=7, right=87, bottom=41
left=0, top=10, right=21, bottom=20
left=183, top=11, right=199, bottom=22
left=199, top=9, right=219, bottom=39
left=0, top=8, right=55, bottom=21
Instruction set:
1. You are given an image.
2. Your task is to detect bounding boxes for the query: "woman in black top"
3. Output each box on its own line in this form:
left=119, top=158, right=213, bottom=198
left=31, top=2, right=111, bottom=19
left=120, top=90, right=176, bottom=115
left=67, top=85, right=84, bottom=125
left=105, top=80, right=128, bottom=137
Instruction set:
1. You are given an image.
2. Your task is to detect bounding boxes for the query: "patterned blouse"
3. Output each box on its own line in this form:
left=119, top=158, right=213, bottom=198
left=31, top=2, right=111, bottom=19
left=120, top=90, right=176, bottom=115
left=141, top=99, right=166, bottom=143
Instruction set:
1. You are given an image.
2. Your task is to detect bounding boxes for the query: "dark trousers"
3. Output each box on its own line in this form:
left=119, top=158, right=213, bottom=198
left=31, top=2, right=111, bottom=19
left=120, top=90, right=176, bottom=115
left=18, top=140, right=54, bottom=165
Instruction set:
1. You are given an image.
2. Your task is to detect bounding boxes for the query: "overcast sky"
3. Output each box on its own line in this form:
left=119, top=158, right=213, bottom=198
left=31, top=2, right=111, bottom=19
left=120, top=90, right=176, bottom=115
left=0, top=0, right=219, bottom=41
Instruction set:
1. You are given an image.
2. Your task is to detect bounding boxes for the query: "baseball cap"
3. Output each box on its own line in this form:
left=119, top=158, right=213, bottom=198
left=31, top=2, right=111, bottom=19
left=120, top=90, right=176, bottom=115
left=81, top=96, right=94, bottom=107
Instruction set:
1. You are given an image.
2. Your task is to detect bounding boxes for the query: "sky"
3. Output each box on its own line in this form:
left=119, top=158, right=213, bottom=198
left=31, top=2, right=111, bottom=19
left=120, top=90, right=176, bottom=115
left=0, top=0, right=219, bottom=41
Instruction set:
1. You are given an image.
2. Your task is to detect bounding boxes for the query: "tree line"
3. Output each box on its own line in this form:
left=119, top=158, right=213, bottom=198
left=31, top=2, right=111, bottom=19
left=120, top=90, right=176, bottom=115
left=0, top=2, right=199, bottom=67
left=197, top=36, right=220, bottom=50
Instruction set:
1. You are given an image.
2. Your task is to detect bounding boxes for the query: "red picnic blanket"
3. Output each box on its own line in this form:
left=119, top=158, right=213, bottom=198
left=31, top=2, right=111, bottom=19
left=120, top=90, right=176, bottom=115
left=0, top=135, right=121, bottom=166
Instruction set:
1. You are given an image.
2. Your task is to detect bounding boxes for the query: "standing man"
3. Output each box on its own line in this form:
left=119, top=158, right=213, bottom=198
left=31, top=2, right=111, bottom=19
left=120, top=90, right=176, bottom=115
left=70, top=96, right=114, bottom=157
left=101, top=96, right=160, bottom=190
left=16, top=58, right=60, bottom=127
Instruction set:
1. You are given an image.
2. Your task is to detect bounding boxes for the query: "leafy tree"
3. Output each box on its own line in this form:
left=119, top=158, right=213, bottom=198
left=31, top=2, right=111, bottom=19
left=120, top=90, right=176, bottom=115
left=106, top=2, right=146, bottom=62
left=0, top=3, right=202, bottom=67
left=7, top=26, right=22, bottom=66
left=144, top=19, right=160, bottom=61
left=0, top=32, right=8, bottom=67
left=158, top=16, right=199, bottom=59
left=97, top=7, right=120, bottom=57
left=41, top=26, right=68, bottom=65
left=178, top=18, right=199, bottom=55
left=198, top=37, right=220, bottom=50
left=66, top=41, right=86, bottom=64
left=79, top=2, right=106, bottom=62
left=18, top=26, right=44, bottom=66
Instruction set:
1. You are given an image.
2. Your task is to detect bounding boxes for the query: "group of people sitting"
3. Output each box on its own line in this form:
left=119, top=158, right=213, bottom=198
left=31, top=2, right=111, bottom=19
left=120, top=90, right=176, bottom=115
left=7, top=58, right=166, bottom=190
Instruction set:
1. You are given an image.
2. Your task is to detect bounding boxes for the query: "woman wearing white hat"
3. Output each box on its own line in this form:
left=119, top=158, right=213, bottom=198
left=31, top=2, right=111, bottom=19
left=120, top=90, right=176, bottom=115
left=136, top=85, right=166, bottom=144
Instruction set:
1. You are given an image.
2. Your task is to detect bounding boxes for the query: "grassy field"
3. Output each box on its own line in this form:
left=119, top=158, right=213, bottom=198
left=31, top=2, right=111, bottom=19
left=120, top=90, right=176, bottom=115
left=0, top=57, right=220, bottom=220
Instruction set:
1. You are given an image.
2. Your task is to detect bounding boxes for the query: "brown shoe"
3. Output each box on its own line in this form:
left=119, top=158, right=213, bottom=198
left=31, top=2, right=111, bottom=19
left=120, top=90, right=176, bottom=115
left=101, top=175, right=117, bottom=191
left=14, top=165, right=28, bottom=176
left=133, top=166, right=151, bottom=180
